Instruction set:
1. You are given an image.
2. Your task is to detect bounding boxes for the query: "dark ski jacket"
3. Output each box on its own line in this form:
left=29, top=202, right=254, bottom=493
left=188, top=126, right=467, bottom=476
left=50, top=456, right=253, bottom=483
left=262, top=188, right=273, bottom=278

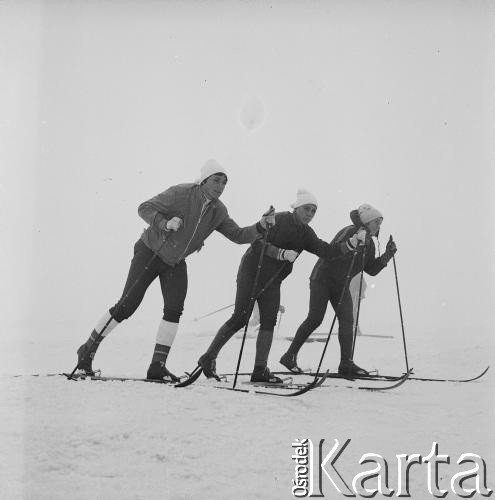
left=238, top=211, right=348, bottom=285
left=310, top=209, right=389, bottom=287
left=138, top=183, right=261, bottom=266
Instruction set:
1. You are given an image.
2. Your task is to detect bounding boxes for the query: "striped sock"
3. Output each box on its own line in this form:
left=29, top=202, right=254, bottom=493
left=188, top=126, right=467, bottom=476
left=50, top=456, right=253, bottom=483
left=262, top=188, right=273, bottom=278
left=151, top=344, right=171, bottom=364
left=151, top=320, right=178, bottom=364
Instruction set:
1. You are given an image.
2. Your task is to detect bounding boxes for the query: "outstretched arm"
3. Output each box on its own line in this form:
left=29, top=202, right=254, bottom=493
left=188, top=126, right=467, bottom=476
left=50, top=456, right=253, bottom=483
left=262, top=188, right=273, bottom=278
left=304, top=226, right=354, bottom=260
left=216, top=216, right=261, bottom=244
left=216, top=207, right=277, bottom=245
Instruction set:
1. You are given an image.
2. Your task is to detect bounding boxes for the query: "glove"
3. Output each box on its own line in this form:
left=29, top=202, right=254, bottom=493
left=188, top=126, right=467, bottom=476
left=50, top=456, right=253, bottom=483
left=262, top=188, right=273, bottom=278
left=165, top=217, right=183, bottom=232
left=277, top=249, right=299, bottom=262
left=259, top=205, right=276, bottom=230
left=384, top=238, right=397, bottom=259
left=347, top=229, right=367, bottom=250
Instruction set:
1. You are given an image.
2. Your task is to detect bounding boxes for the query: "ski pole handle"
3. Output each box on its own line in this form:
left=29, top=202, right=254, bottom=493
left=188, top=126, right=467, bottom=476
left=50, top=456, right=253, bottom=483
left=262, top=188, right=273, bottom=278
left=261, top=205, right=276, bottom=229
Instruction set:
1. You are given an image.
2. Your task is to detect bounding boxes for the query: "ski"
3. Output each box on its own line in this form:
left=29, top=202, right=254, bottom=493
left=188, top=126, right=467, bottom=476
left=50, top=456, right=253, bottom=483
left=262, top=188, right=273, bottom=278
left=62, top=372, right=180, bottom=384
left=241, top=376, right=294, bottom=388
left=234, top=369, right=411, bottom=392
left=295, top=365, right=490, bottom=384
left=213, top=370, right=330, bottom=397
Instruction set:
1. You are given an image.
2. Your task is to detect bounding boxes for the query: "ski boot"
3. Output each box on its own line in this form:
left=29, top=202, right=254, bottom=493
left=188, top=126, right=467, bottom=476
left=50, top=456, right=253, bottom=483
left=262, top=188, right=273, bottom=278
left=279, top=352, right=304, bottom=374
left=146, top=361, right=180, bottom=383
left=198, top=353, right=221, bottom=381
left=250, top=366, right=284, bottom=384
left=76, top=343, right=96, bottom=376
left=338, top=359, right=369, bottom=377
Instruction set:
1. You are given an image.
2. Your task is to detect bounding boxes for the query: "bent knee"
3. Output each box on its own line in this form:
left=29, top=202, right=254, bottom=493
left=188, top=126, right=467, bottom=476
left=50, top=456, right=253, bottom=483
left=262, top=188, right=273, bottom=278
left=163, top=307, right=183, bottom=323
left=226, top=316, right=246, bottom=332
left=305, top=316, right=324, bottom=331
left=110, top=304, right=134, bottom=322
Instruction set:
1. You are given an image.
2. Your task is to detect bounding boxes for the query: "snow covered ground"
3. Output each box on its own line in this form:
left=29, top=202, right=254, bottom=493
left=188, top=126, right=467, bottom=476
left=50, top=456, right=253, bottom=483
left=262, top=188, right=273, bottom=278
left=1, top=325, right=493, bottom=499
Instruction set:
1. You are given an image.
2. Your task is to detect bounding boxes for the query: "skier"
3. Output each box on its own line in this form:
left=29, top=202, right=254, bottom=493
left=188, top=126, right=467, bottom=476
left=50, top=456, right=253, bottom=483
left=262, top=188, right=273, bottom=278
left=76, top=160, right=274, bottom=381
left=279, top=204, right=397, bottom=377
left=197, top=189, right=363, bottom=384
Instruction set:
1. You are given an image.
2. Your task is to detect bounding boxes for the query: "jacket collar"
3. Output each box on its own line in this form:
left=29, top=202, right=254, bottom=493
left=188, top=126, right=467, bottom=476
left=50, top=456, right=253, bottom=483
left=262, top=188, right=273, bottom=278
left=350, top=209, right=361, bottom=228
left=196, top=184, right=219, bottom=207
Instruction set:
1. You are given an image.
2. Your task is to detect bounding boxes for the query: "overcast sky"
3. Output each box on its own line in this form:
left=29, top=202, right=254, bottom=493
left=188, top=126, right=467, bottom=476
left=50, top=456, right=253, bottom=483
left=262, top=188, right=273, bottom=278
left=2, top=1, right=494, bottom=351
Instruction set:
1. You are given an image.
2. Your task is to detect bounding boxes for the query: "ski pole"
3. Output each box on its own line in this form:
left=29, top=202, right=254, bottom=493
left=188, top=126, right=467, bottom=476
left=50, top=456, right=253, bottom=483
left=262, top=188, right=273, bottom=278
left=313, top=246, right=359, bottom=383
left=193, top=304, right=234, bottom=322
left=67, top=233, right=172, bottom=380
left=351, top=241, right=367, bottom=358
left=390, top=236, right=410, bottom=372
left=232, top=207, right=275, bottom=389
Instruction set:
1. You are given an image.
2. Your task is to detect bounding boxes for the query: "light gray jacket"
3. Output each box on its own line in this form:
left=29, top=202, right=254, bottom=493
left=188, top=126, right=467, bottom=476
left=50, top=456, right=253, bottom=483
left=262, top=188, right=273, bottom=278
left=138, top=183, right=261, bottom=266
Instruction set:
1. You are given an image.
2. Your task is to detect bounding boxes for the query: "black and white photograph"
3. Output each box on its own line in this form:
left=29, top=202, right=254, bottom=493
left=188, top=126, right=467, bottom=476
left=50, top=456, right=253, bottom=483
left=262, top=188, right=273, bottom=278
left=1, top=1, right=494, bottom=498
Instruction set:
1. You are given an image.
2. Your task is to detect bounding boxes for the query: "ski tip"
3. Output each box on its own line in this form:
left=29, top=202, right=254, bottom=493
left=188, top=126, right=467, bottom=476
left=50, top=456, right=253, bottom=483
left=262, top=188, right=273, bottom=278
left=358, top=368, right=412, bottom=392
left=174, top=366, right=203, bottom=388
left=472, top=365, right=490, bottom=381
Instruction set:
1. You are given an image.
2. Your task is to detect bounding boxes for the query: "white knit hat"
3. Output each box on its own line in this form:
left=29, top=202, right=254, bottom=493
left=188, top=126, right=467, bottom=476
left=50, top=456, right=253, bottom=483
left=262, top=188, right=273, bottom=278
left=290, top=189, right=318, bottom=209
left=195, top=159, right=228, bottom=184
left=358, top=204, right=383, bottom=224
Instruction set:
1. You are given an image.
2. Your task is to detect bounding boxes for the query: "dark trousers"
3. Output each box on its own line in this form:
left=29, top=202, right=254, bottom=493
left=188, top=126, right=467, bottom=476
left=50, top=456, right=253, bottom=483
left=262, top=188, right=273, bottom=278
left=204, top=257, right=282, bottom=363
left=226, top=271, right=281, bottom=333
left=289, top=279, right=355, bottom=361
left=110, top=239, right=188, bottom=323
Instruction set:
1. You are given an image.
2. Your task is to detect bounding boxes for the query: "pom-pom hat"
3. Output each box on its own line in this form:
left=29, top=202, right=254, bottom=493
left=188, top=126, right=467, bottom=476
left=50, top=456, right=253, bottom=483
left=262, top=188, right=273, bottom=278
left=195, top=159, right=228, bottom=184
left=290, top=189, right=318, bottom=209
left=358, top=204, right=383, bottom=224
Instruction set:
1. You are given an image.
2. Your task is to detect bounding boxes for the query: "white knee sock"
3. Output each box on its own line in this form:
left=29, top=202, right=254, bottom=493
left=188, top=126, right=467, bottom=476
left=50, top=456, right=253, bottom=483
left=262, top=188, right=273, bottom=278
left=155, top=319, right=179, bottom=347
left=94, top=311, right=119, bottom=338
